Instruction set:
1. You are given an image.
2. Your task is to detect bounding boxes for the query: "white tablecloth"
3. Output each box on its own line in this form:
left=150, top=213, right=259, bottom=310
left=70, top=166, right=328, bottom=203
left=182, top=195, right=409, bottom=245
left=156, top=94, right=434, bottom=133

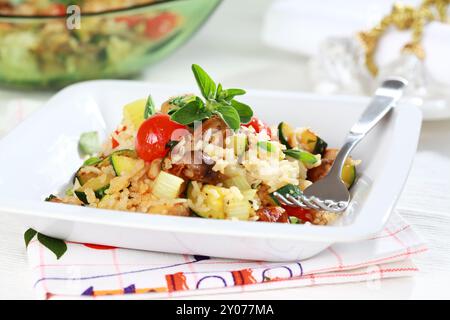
left=0, top=0, right=449, bottom=299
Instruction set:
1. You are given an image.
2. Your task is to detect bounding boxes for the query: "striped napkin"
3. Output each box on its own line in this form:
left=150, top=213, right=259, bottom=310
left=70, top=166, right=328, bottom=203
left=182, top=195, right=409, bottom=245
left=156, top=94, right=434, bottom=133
left=25, top=212, right=426, bottom=300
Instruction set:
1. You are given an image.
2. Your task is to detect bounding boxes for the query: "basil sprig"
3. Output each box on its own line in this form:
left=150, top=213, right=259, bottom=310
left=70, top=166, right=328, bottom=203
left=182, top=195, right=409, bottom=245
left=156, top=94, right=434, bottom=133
left=170, top=64, right=253, bottom=131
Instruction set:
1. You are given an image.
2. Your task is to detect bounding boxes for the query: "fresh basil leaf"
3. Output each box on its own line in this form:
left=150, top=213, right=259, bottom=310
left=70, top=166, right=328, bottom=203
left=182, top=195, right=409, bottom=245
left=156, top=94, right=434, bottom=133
left=169, top=94, right=195, bottom=108
left=192, top=64, right=216, bottom=99
left=24, top=228, right=37, bottom=248
left=144, top=95, right=156, bottom=119
left=220, top=88, right=246, bottom=101
left=216, top=105, right=241, bottom=131
left=171, top=100, right=210, bottom=125
left=37, top=233, right=67, bottom=260
left=230, top=100, right=253, bottom=124
left=216, top=83, right=223, bottom=98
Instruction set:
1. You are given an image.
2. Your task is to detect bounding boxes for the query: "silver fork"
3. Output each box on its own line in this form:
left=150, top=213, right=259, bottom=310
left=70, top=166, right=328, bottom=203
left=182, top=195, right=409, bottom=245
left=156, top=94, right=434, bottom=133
left=274, top=77, right=408, bottom=213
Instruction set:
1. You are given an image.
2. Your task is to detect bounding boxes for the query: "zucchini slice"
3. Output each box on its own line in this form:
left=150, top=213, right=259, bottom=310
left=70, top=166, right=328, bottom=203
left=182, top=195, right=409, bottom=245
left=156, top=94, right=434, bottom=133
left=224, top=197, right=251, bottom=220
left=283, top=149, right=318, bottom=165
left=224, top=175, right=252, bottom=191
left=111, top=149, right=138, bottom=158
left=300, top=129, right=328, bottom=155
left=74, top=175, right=112, bottom=204
left=75, top=169, right=98, bottom=186
left=187, top=184, right=226, bottom=219
left=152, top=171, right=184, bottom=200
left=342, top=164, right=356, bottom=189
left=83, top=157, right=102, bottom=166
left=278, top=122, right=294, bottom=149
left=110, top=154, right=139, bottom=176
left=270, top=184, right=302, bottom=206
left=79, top=131, right=100, bottom=156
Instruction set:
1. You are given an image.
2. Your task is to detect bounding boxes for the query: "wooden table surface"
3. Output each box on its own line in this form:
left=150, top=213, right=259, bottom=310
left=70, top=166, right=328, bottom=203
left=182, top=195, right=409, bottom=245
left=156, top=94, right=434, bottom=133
left=0, top=0, right=449, bottom=299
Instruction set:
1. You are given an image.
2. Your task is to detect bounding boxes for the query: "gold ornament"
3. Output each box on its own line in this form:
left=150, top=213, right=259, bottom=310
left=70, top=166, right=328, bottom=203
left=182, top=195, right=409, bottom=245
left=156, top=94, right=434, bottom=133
left=357, top=0, right=449, bottom=76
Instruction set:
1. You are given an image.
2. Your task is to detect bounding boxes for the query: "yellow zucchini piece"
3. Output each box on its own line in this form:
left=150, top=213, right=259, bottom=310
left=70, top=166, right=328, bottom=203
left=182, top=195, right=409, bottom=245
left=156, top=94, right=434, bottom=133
left=152, top=171, right=184, bottom=200
left=123, top=98, right=147, bottom=129
left=225, top=198, right=251, bottom=220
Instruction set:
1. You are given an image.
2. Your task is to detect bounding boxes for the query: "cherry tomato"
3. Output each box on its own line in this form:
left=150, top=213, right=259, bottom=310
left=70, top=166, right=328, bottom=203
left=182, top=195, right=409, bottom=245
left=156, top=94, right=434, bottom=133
left=242, top=117, right=272, bottom=138
left=115, top=16, right=144, bottom=28
left=145, top=12, right=178, bottom=39
left=136, top=114, right=187, bottom=162
left=50, top=4, right=66, bottom=16
left=283, top=206, right=315, bottom=223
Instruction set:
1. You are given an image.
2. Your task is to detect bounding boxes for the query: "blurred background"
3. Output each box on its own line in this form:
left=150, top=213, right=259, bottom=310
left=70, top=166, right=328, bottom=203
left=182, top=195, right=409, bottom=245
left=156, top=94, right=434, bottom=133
left=0, top=0, right=449, bottom=299
left=0, top=0, right=449, bottom=132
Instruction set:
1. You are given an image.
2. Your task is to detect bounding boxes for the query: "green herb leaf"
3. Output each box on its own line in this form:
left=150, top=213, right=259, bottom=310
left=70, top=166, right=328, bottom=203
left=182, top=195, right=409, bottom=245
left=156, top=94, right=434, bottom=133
left=216, top=83, right=223, bottom=98
left=144, top=95, right=156, bottom=119
left=37, top=233, right=67, bottom=260
left=83, top=156, right=101, bottom=166
left=192, top=64, right=216, bottom=99
left=283, top=149, right=318, bottom=165
left=169, top=95, right=196, bottom=108
left=171, top=99, right=210, bottom=125
left=24, top=228, right=37, bottom=248
left=216, top=105, right=241, bottom=131
left=220, top=88, right=246, bottom=101
left=79, top=131, right=100, bottom=156
left=230, top=100, right=253, bottom=124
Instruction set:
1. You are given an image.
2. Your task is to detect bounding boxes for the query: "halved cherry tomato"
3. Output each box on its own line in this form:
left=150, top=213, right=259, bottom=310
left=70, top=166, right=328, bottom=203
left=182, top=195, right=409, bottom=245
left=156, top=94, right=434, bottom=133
left=115, top=16, right=144, bottom=28
left=136, top=114, right=187, bottom=162
left=145, top=12, right=178, bottom=39
left=242, top=117, right=272, bottom=138
left=50, top=4, right=66, bottom=16
left=283, top=206, right=315, bottom=223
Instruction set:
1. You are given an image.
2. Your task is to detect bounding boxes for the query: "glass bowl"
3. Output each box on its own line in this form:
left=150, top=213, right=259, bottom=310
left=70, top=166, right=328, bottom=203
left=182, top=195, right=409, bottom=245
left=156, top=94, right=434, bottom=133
left=0, top=0, right=221, bottom=89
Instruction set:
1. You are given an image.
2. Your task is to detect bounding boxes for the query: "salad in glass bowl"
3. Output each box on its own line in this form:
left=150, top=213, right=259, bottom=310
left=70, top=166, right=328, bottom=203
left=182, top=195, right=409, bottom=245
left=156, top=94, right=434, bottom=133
left=0, top=0, right=221, bottom=88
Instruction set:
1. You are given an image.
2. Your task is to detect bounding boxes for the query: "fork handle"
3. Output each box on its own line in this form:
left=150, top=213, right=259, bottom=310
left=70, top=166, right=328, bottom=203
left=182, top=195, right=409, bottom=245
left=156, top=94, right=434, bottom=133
left=328, top=77, right=408, bottom=178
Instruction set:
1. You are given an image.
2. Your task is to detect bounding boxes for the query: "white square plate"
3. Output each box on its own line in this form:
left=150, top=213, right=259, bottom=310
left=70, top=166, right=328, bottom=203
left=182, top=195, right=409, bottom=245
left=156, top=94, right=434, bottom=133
left=0, top=81, right=422, bottom=261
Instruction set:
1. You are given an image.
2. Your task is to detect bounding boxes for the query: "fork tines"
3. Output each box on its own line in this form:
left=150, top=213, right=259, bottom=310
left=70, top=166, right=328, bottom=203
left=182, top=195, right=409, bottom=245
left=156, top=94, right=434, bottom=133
left=273, top=192, right=348, bottom=213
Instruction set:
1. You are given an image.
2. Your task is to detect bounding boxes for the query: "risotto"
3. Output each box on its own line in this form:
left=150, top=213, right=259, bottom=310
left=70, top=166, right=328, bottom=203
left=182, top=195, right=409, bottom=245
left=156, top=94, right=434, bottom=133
left=47, top=65, right=359, bottom=225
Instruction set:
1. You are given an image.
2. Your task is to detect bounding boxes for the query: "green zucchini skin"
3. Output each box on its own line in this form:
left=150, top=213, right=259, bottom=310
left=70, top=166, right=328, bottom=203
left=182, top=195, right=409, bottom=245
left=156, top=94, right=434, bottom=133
left=342, top=164, right=356, bottom=189
left=278, top=122, right=293, bottom=149
left=270, top=183, right=302, bottom=206
left=313, top=137, right=328, bottom=155
left=75, top=184, right=110, bottom=205
left=45, top=194, right=58, bottom=202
